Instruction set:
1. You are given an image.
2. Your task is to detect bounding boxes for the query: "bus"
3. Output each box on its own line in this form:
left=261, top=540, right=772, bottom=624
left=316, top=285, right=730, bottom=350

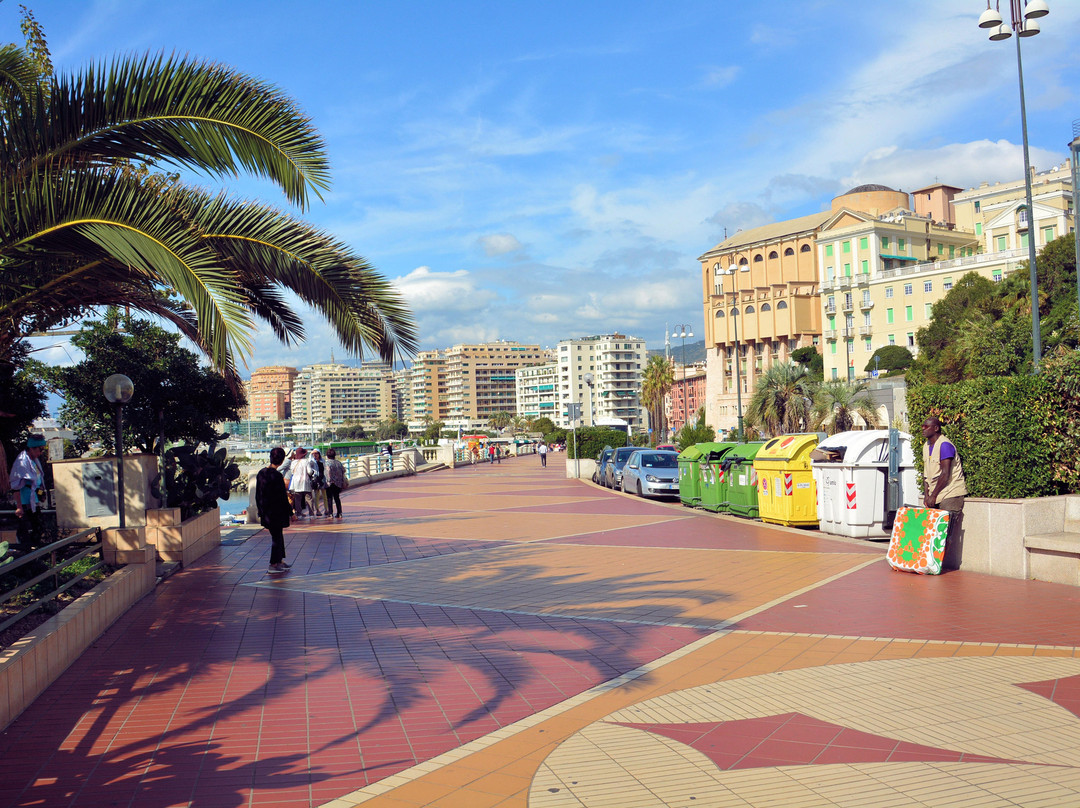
left=595, top=417, right=630, bottom=445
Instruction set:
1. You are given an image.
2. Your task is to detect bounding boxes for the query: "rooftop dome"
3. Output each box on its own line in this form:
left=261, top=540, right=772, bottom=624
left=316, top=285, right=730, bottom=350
left=844, top=183, right=897, bottom=194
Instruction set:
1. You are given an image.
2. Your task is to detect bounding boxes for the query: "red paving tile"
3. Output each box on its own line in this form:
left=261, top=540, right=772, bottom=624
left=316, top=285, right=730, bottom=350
left=5, top=457, right=1080, bottom=808
left=740, top=558, right=1080, bottom=644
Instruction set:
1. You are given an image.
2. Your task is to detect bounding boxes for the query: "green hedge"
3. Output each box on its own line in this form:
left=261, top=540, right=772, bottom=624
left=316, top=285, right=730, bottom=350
left=566, top=427, right=630, bottom=459
left=907, top=375, right=1062, bottom=499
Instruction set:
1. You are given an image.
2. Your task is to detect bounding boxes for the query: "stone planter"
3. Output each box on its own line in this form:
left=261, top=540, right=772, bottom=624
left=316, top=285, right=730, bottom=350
left=145, top=506, right=221, bottom=567
left=0, top=559, right=155, bottom=729
left=957, top=495, right=1079, bottom=583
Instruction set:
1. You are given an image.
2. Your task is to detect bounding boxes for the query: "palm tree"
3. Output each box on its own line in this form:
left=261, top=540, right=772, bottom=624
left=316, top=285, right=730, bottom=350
left=509, top=414, right=527, bottom=434
left=744, top=361, right=813, bottom=437
left=811, top=379, right=881, bottom=434
left=487, top=411, right=512, bottom=431
left=0, top=40, right=416, bottom=381
left=641, top=354, right=674, bottom=444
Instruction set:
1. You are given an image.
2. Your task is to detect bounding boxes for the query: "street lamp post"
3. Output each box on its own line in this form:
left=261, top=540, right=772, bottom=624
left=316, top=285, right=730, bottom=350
left=583, top=372, right=595, bottom=427
left=978, top=0, right=1050, bottom=372
left=1070, top=119, right=1080, bottom=321
left=671, top=324, right=693, bottom=436
left=722, top=264, right=745, bottom=441
left=103, top=373, right=134, bottom=528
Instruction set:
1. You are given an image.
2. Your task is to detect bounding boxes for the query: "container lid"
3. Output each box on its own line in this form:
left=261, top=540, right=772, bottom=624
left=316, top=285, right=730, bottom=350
left=723, top=441, right=767, bottom=463
left=679, top=442, right=734, bottom=461
left=755, top=433, right=819, bottom=462
left=813, top=429, right=913, bottom=466
left=678, top=445, right=706, bottom=461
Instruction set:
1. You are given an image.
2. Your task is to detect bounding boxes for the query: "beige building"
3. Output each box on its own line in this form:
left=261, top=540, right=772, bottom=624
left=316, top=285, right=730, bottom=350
left=556, top=334, right=647, bottom=430
left=291, top=362, right=395, bottom=439
left=409, top=351, right=449, bottom=427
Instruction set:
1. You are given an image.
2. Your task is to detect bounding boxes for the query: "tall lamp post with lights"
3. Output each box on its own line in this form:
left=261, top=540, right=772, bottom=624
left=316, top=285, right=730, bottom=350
left=103, top=373, right=134, bottom=528
left=671, top=324, right=693, bottom=436
left=717, top=263, right=745, bottom=442
left=978, top=0, right=1050, bottom=372
left=1070, top=119, right=1080, bottom=319
left=583, top=372, right=595, bottom=427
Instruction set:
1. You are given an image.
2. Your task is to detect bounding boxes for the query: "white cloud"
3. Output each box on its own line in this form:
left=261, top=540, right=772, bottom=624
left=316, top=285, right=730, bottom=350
left=842, top=139, right=1066, bottom=192
left=478, top=233, right=524, bottom=257
left=702, top=65, right=739, bottom=88
left=392, top=266, right=497, bottom=313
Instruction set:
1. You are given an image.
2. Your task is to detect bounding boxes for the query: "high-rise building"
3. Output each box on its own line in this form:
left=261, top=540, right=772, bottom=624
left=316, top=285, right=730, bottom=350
left=516, top=362, right=559, bottom=422
left=556, top=334, right=647, bottom=430
left=443, top=342, right=546, bottom=429
left=245, top=366, right=299, bottom=421
left=409, top=350, right=448, bottom=427
left=291, top=362, right=395, bottom=439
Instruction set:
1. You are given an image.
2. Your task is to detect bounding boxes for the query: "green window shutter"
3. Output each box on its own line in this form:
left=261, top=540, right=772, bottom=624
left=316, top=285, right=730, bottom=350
left=844, top=263, right=851, bottom=276
left=898, top=238, right=906, bottom=252
left=825, top=244, right=834, bottom=257
left=937, top=243, right=944, bottom=255
left=842, top=240, right=850, bottom=253
left=1020, top=232, right=1029, bottom=249
left=859, top=237, right=868, bottom=250
left=975, top=222, right=982, bottom=235
left=887, top=308, right=894, bottom=324
left=860, top=260, right=868, bottom=274
left=881, top=236, right=890, bottom=249
left=905, top=306, right=913, bottom=321
left=997, top=235, right=1007, bottom=251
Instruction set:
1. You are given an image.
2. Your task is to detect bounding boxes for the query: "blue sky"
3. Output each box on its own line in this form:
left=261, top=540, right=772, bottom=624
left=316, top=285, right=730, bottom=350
left=7, top=0, right=1080, bottom=378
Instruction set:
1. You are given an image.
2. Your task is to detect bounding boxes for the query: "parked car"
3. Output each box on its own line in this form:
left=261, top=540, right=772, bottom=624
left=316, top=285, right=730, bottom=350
left=620, top=449, right=681, bottom=498
left=657, top=444, right=677, bottom=452
left=604, top=446, right=638, bottom=489
left=593, top=446, right=614, bottom=484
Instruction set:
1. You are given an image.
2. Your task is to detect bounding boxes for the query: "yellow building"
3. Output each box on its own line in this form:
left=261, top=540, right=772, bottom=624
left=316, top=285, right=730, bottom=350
left=816, top=189, right=977, bottom=380
left=291, top=362, right=395, bottom=439
left=698, top=211, right=828, bottom=434
left=409, top=350, right=448, bottom=426
left=245, top=366, right=299, bottom=421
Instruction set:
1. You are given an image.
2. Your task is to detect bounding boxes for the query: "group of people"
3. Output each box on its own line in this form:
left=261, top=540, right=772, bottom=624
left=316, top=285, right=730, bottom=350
left=278, top=447, right=347, bottom=520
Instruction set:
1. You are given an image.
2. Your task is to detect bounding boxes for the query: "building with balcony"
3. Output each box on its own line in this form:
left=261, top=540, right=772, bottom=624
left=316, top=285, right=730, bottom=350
left=666, top=362, right=706, bottom=436
left=245, top=365, right=299, bottom=421
left=556, top=334, right=647, bottom=430
left=816, top=190, right=977, bottom=381
left=291, top=362, right=396, bottom=440
left=409, top=351, right=449, bottom=427
left=516, top=362, right=559, bottom=422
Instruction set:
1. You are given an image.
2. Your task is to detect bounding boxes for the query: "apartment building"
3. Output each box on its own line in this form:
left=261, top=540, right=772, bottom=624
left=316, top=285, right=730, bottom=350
left=409, top=350, right=449, bottom=427
left=245, top=365, right=299, bottom=421
left=816, top=187, right=977, bottom=380
left=291, top=362, right=395, bottom=438
left=667, top=363, right=707, bottom=435
left=556, top=334, right=647, bottom=430
left=516, top=362, right=559, bottom=422
left=443, top=342, right=546, bottom=429
left=819, top=164, right=1075, bottom=381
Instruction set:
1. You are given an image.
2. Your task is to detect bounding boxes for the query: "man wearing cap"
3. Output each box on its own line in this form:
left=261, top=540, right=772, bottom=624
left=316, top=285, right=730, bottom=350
left=10, top=434, right=47, bottom=547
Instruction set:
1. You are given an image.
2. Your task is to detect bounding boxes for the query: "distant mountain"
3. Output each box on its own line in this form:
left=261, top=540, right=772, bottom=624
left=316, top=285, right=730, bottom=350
left=648, top=339, right=706, bottom=365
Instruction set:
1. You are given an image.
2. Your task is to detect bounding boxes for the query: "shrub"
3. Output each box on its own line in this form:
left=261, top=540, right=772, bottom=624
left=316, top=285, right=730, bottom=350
left=566, top=427, right=629, bottom=459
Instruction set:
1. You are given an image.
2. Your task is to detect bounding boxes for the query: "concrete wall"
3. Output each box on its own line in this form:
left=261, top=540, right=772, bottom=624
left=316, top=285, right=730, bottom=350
left=52, top=454, right=160, bottom=530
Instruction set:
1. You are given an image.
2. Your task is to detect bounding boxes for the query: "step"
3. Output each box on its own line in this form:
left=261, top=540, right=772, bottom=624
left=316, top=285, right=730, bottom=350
left=1025, top=532, right=1080, bottom=555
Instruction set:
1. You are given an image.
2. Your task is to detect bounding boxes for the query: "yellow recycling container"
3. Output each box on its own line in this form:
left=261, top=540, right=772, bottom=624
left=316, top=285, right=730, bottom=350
left=752, top=433, right=821, bottom=527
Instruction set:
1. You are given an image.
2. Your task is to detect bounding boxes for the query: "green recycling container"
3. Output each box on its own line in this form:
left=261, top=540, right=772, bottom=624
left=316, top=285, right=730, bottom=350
left=698, top=442, right=739, bottom=512
left=677, top=444, right=707, bottom=507
left=724, top=442, right=768, bottom=519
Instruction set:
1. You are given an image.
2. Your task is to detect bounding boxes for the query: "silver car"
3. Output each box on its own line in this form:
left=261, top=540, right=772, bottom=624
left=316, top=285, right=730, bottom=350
left=620, top=449, right=680, bottom=497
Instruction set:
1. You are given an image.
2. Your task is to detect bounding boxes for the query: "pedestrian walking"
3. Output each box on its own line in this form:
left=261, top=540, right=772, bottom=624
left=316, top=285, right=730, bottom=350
left=488, top=444, right=496, bottom=463
left=324, top=448, right=347, bottom=518
left=10, top=434, right=47, bottom=548
left=288, top=447, right=314, bottom=517
left=256, top=447, right=293, bottom=573
left=538, top=442, right=548, bottom=467
left=310, top=449, right=328, bottom=516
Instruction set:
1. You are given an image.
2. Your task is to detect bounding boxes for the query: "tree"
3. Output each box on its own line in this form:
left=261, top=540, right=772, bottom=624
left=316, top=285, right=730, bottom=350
left=744, top=361, right=813, bottom=437
left=864, top=346, right=914, bottom=376
left=641, top=354, right=674, bottom=444
left=487, top=411, right=512, bottom=431
left=373, top=419, right=408, bottom=441
left=790, top=346, right=824, bottom=381
left=529, top=416, right=556, bottom=434
left=0, top=342, right=48, bottom=460
left=337, top=422, right=368, bottom=440
left=46, top=315, right=242, bottom=453
left=422, top=420, right=444, bottom=444
left=674, top=407, right=715, bottom=451
left=509, top=415, right=528, bottom=433
left=0, top=23, right=416, bottom=384
left=810, top=379, right=881, bottom=434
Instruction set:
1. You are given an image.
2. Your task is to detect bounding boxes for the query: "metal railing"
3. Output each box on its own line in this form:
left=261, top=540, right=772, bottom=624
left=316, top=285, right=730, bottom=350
left=0, top=527, right=105, bottom=634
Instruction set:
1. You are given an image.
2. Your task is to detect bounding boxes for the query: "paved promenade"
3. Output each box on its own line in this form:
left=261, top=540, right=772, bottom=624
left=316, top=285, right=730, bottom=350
left=4, top=455, right=1080, bottom=807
